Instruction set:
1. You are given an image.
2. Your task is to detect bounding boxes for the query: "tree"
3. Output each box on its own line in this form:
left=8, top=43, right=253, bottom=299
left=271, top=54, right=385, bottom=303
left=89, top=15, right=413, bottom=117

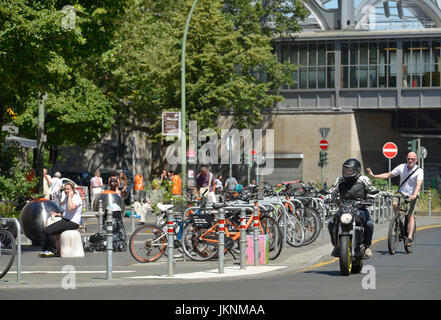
left=0, top=0, right=129, bottom=167
left=101, top=0, right=306, bottom=144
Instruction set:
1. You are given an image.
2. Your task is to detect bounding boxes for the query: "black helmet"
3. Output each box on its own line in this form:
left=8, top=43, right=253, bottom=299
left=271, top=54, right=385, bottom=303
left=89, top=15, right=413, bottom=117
left=342, top=158, right=361, bottom=180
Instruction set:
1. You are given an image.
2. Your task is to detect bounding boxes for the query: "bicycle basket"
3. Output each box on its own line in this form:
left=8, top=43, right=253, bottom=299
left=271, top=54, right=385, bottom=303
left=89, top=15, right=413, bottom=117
left=191, top=214, right=214, bottom=228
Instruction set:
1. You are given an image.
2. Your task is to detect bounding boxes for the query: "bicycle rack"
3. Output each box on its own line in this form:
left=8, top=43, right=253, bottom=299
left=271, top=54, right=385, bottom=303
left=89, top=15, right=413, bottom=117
left=0, top=217, right=21, bottom=282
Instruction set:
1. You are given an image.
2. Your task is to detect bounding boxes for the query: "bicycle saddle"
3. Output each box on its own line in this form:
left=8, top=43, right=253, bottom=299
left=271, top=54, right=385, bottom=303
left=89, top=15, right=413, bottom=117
left=212, top=203, right=228, bottom=210
left=157, top=203, right=174, bottom=212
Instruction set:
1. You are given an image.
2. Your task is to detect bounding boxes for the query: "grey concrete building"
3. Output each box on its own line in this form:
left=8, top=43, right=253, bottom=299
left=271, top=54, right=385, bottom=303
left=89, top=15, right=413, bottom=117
left=263, top=0, right=441, bottom=190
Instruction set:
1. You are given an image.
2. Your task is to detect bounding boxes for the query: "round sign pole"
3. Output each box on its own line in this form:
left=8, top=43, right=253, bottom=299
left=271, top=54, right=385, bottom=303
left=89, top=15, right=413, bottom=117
left=382, top=142, right=398, bottom=191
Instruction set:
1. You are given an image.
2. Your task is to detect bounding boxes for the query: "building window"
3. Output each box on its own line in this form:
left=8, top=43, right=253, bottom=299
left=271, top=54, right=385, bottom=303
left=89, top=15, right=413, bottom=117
left=403, top=40, right=441, bottom=87
left=341, top=40, right=396, bottom=88
left=282, top=42, right=335, bottom=90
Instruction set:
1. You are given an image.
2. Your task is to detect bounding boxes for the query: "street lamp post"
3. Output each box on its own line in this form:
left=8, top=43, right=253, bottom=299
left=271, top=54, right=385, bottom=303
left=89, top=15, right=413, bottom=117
left=181, top=0, right=199, bottom=191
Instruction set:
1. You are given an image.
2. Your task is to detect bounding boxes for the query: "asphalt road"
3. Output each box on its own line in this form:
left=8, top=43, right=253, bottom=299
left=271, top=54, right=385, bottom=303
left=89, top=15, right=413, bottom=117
left=3, top=225, right=440, bottom=301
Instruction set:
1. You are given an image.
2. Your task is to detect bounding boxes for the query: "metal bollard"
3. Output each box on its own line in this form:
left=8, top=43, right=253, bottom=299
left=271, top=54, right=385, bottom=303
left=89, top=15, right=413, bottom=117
left=218, top=208, right=225, bottom=274
left=14, top=218, right=22, bottom=282
left=429, top=190, right=432, bottom=221
left=106, top=209, right=113, bottom=280
left=253, top=204, right=259, bottom=266
left=98, top=200, right=103, bottom=232
left=130, top=189, right=135, bottom=233
left=167, top=209, right=174, bottom=277
left=240, top=208, right=246, bottom=270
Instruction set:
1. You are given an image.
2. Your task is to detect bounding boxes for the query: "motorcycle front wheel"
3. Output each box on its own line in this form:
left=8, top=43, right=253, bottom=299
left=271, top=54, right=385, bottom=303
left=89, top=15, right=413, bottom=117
left=339, top=236, right=352, bottom=276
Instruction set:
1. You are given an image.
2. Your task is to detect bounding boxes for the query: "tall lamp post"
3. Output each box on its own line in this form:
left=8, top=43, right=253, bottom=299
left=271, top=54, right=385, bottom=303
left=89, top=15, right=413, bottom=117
left=181, top=0, right=199, bottom=191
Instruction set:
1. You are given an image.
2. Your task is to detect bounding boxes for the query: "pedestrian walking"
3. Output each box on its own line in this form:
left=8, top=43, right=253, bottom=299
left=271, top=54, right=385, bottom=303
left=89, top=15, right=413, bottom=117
left=224, top=174, right=238, bottom=192
left=50, top=171, right=62, bottom=206
left=90, top=170, right=103, bottom=205
left=196, top=166, right=216, bottom=203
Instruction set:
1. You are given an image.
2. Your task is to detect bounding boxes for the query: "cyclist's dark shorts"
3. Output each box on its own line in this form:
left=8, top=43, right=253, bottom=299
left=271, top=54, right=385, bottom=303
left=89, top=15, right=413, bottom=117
left=408, top=198, right=418, bottom=216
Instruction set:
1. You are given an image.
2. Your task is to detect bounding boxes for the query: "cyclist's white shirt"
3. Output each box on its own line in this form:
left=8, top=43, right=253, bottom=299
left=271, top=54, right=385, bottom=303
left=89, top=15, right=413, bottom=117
left=391, top=164, right=423, bottom=196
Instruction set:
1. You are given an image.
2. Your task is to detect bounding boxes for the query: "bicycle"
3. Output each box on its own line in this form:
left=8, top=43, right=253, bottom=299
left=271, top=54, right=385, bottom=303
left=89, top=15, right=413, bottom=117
left=181, top=203, right=283, bottom=261
left=0, top=218, right=17, bottom=279
left=387, top=194, right=417, bottom=255
left=129, top=192, right=212, bottom=263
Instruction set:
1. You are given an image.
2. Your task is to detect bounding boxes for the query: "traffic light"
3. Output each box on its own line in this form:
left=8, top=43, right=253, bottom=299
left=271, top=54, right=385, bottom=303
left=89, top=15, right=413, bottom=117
left=319, top=151, right=328, bottom=166
left=407, top=139, right=418, bottom=152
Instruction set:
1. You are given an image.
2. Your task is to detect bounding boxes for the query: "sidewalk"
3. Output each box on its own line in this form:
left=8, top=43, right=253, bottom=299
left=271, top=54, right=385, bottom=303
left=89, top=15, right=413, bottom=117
left=1, top=214, right=440, bottom=289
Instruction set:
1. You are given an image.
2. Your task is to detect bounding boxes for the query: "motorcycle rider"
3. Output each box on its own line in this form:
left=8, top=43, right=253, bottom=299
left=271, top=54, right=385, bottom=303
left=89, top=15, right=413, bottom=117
left=327, top=158, right=379, bottom=258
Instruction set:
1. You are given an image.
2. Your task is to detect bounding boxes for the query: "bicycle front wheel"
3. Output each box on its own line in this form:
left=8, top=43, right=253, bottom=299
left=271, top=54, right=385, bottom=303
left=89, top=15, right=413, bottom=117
left=278, top=213, right=305, bottom=247
left=129, top=224, right=166, bottom=263
left=260, top=215, right=283, bottom=260
left=387, top=217, right=399, bottom=255
left=301, top=207, right=322, bottom=246
left=0, top=229, right=16, bottom=279
left=181, top=224, right=219, bottom=261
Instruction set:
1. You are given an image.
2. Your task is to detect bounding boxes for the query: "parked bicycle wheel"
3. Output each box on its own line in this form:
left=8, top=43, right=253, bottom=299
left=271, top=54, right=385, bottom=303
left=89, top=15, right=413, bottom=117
left=181, top=224, right=218, bottom=261
left=129, top=224, right=166, bottom=263
left=278, top=213, right=305, bottom=247
left=259, top=215, right=283, bottom=260
left=0, top=229, right=16, bottom=279
left=301, top=207, right=322, bottom=246
left=387, top=217, right=400, bottom=255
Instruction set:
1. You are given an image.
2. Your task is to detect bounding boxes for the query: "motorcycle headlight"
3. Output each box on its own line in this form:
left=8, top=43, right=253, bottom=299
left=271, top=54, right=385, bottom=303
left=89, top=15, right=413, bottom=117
left=340, top=213, right=353, bottom=224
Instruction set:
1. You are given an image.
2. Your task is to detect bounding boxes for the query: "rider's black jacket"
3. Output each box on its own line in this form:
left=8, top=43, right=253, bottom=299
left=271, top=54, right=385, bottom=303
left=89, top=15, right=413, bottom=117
left=329, top=175, right=379, bottom=203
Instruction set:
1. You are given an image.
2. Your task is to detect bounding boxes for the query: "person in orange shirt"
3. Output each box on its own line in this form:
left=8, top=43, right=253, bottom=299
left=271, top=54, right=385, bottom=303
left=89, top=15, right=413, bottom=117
left=171, top=171, right=182, bottom=195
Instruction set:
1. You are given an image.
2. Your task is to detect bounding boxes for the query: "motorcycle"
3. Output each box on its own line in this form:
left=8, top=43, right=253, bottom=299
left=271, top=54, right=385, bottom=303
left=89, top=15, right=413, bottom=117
left=329, top=198, right=374, bottom=276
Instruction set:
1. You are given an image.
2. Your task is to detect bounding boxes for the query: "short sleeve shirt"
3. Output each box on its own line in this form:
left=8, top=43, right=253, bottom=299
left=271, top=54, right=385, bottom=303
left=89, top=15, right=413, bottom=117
left=59, top=192, right=83, bottom=225
left=391, top=164, right=424, bottom=196
left=225, top=177, right=238, bottom=191
left=50, top=177, right=62, bottom=194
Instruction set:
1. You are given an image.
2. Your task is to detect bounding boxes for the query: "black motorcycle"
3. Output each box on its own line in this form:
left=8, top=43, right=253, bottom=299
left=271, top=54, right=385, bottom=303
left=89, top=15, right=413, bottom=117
left=330, top=198, right=374, bottom=276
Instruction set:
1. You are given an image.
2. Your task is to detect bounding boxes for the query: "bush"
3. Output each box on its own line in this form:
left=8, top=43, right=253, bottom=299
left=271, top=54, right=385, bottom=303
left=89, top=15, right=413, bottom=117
left=417, top=189, right=441, bottom=212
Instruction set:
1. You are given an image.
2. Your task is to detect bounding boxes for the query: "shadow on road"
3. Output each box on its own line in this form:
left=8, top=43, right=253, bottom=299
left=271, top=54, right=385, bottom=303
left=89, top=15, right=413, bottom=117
left=303, top=269, right=341, bottom=277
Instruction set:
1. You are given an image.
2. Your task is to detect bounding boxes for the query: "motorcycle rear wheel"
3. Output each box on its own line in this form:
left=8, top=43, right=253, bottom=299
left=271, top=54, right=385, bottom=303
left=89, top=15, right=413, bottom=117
left=339, top=236, right=352, bottom=276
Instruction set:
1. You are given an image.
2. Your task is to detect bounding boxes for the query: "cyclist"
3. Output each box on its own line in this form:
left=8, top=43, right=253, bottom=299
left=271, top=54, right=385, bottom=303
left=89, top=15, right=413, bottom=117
left=328, top=159, right=379, bottom=258
left=366, top=151, right=423, bottom=247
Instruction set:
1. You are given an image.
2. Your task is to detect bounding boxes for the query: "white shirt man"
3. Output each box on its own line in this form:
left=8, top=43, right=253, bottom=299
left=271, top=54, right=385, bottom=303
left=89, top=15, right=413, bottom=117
left=50, top=172, right=63, bottom=205
left=366, top=151, right=423, bottom=246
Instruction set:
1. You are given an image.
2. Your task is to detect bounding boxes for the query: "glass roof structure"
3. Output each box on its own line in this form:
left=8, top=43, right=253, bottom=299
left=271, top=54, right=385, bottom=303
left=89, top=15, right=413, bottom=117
left=302, top=0, right=441, bottom=31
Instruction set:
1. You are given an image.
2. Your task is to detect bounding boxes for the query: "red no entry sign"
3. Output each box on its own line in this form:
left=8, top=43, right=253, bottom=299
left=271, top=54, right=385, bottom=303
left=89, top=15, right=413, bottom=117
left=319, top=139, right=329, bottom=150
left=383, top=142, right=398, bottom=159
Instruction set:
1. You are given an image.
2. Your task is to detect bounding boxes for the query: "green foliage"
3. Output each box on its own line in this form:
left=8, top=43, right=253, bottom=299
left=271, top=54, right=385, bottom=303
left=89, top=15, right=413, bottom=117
left=417, top=189, right=441, bottom=212
left=0, top=144, right=38, bottom=218
left=101, top=0, right=306, bottom=142
left=13, top=78, right=115, bottom=148
left=0, top=0, right=129, bottom=150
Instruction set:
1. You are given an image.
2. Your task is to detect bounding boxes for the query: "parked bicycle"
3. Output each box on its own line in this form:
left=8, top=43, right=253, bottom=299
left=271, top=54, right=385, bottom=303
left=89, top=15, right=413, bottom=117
left=387, top=194, right=417, bottom=254
left=0, top=218, right=17, bottom=279
left=129, top=192, right=211, bottom=263
left=181, top=203, right=283, bottom=261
